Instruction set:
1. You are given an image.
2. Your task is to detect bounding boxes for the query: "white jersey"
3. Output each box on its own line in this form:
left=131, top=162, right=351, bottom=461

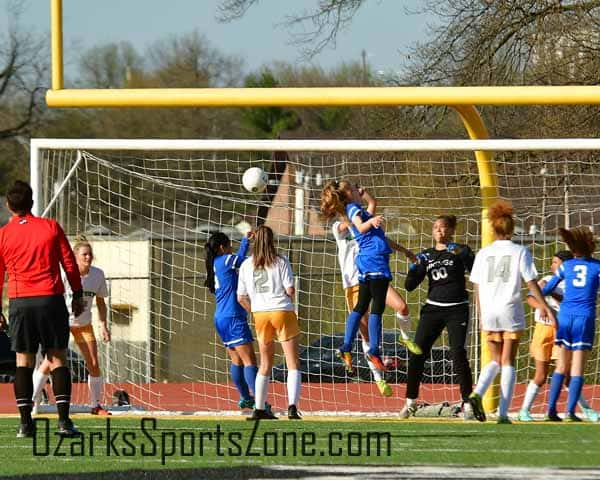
left=470, top=240, right=537, bottom=332
left=63, top=266, right=109, bottom=327
left=533, top=274, right=563, bottom=324
left=332, top=221, right=359, bottom=289
left=237, top=255, right=295, bottom=312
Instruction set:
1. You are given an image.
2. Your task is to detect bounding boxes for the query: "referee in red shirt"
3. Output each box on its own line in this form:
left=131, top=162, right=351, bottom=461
left=0, top=181, right=84, bottom=437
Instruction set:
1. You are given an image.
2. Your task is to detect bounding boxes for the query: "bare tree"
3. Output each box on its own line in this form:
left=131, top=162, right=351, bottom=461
left=0, top=0, right=48, bottom=140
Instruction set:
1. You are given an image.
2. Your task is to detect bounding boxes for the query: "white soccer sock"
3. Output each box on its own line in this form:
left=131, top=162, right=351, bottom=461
left=254, top=373, right=270, bottom=411
left=287, top=369, right=301, bottom=407
left=521, top=381, right=540, bottom=413
left=406, top=398, right=416, bottom=408
left=362, top=340, right=383, bottom=382
left=474, top=361, right=500, bottom=397
left=499, top=366, right=516, bottom=418
left=88, top=375, right=104, bottom=407
left=566, top=385, right=592, bottom=410
left=32, top=369, right=49, bottom=404
left=396, top=313, right=411, bottom=340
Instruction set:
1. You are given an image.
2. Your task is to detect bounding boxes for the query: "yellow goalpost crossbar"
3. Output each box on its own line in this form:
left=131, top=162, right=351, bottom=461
left=47, top=0, right=598, bottom=413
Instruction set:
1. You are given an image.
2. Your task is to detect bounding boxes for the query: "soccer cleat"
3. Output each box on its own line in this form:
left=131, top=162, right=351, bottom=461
left=365, top=352, right=386, bottom=372
left=566, top=413, right=583, bottom=422
left=57, top=419, right=81, bottom=437
left=517, top=409, right=534, bottom=422
left=545, top=412, right=562, bottom=422
left=582, top=407, right=599, bottom=422
left=398, top=337, right=423, bottom=355
left=376, top=379, right=393, bottom=397
left=91, top=405, right=112, bottom=416
left=467, top=392, right=486, bottom=422
left=288, top=405, right=302, bottom=420
left=336, top=349, right=355, bottom=374
left=238, top=398, right=255, bottom=410
left=246, top=408, right=278, bottom=421
left=16, top=422, right=35, bottom=438
left=399, top=402, right=418, bottom=419
left=496, top=416, right=512, bottom=424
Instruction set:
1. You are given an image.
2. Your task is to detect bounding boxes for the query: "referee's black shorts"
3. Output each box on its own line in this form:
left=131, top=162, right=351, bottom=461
left=8, top=295, right=70, bottom=354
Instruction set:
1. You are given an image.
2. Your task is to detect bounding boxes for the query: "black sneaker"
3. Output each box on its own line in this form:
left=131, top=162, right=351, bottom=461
left=545, top=412, right=563, bottom=422
left=246, top=409, right=278, bottom=421
left=288, top=405, right=302, bottom=420
left=57, top=419, right=81, bottom=437
left=16, top=422, right=35, bottom=438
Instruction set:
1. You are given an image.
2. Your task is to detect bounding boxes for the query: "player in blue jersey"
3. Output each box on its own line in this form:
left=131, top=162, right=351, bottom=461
left=204, top=231, right=261, bottom=411
left=320, top=180, right=415, bottom=372
left=542, top=226, right=600, bottom=422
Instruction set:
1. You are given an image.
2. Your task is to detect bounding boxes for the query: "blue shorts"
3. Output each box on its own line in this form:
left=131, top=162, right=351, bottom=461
left=356, top=254, right=391, bottom=282
left=214, top=315, right=253, bottom=348
left=555, top=313, right=595, bottom=351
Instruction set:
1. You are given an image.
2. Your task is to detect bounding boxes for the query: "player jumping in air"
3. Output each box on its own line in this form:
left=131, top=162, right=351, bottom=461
left=400, top=215, right=482, bottom=421
left=518, top=249, right=598, bottom=421
left=468, top=201, right=554, bottom=423
left=543, top=227, right=600, bottom=422
left=320, top=180, right=415, bottom=373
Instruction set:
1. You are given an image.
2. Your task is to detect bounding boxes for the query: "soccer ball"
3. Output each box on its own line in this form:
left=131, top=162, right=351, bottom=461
left=242, top=167, right=268, bottom=193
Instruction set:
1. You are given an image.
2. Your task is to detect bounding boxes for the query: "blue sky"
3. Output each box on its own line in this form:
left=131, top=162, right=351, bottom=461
left=6, top=0, right=429, bottom=75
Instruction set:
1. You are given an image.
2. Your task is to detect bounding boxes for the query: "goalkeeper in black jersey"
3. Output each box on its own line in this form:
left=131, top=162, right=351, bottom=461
left=400, top=215, right=484, bottom=422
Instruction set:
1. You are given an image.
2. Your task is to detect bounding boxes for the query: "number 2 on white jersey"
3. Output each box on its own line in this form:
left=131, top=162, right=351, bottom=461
left=573, top=265, right=587, bottom=287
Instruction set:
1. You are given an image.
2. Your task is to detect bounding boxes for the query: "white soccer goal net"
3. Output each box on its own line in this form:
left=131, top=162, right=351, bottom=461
left=31, top=138, right=600, bottom=416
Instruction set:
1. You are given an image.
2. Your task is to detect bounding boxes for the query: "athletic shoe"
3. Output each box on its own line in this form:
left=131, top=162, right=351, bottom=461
left=336, top=349, right=355, bottom=374
left=91, top=405, right=112, bottom=416
left=566, top=413, right=583, bottom=422
left=399, top=402, right=418, bottom=419
left=467, top=392, right=486, bottom=422
left=497, top=416, right=512, bottom=424
left=16, top=422, right=35, bottom=438
left=238, top=398, right=255, bottom=410
left=398, top=337, right=423, bottom=355
left=545, top=412, right=562, bottom=422
left=376, top=379, right=393, bottom=397
left=57, top=419, right=81, bottom=437
left=582, top=407, right=599, bottom=422
left=288, top=405, right=302, bottom=420
left=365, top=352, right=386, bottom=372
left=517, top=409, right=534, bottom=422
left=247, top=409, right=278, bottom=421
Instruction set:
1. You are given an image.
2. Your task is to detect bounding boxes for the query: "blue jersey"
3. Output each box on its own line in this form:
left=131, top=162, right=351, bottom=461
left=542, top=257, right=600, bottom=318
left=346, top=202, right=391, bottom=257
left=213, top=237, right=249, bottom=319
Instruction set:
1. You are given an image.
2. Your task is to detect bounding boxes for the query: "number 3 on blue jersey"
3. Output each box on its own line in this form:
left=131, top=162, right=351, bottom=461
left=573, top=265, right=587, bottom=287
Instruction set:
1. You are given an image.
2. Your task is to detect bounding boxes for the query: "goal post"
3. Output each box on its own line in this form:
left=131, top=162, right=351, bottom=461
left=30, top=137, right=600, bottom=415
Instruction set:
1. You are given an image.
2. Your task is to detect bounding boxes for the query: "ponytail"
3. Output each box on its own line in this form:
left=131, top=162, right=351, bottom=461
left=204, top=232, right=231, bottom=294
left=320, top=180, right=352, bottom=220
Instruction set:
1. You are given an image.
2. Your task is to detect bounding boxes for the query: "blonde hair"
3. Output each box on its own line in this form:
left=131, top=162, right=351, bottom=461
left=73, top=234, right=93, bottom=256
left=488, top=200, right=515, bottom=238
left=320, top=180, right=352, bottom=220
left=559, top=227, right=596, bottom=257
left=253, top=225, right=278, bottom=269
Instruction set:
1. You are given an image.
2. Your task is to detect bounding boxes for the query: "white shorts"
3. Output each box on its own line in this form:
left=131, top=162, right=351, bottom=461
left=480, top=304, right=525, bottom=332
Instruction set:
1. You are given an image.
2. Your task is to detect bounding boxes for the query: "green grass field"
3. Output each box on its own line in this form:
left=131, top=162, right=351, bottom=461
left=1, top=415, right=599, bottom=478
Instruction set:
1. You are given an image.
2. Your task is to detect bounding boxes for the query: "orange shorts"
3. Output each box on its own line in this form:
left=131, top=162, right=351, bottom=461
left=344, top=285, right=360, bottom=312
left=483, top=330, right=522, bottom=343
left=253, top=310, right=300, bottom=344
left=530, top=323, right=559, bottom=362
left=70, top=324, right=96, bottom=344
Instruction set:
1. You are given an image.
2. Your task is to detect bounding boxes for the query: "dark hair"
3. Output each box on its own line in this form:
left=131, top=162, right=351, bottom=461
left=436, top=215, right=457, bottom=230
left=6, top=180, right=33, bottom=215
left=559, top=227, right=596, bottom=258
left=204, top=232, right=231, bottom=294
left=554, top=250, right=574, bottom=262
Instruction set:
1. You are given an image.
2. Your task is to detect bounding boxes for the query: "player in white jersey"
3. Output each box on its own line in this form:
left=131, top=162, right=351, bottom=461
left=237, top=225, right=301, bottom=420
left=468, top=201, right=554, bottom=423
left=32, top=237, right=111, bottom=415
left=518, top=250, right=598, bottom=421
left=332, top=219, right=420, bottom=397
